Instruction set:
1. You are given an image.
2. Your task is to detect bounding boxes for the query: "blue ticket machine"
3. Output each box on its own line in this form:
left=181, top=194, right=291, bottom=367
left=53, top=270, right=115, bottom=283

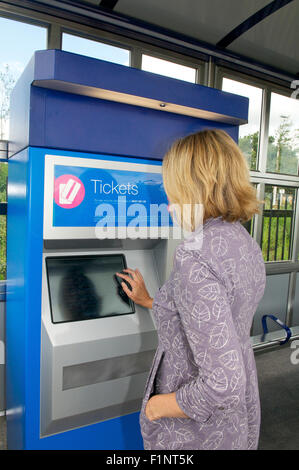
left=6, top=50, right=248, bottom=449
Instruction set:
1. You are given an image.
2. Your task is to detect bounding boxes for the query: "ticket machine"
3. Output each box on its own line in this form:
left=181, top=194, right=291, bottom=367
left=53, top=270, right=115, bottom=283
left=6, top=50, right=248, bottom=449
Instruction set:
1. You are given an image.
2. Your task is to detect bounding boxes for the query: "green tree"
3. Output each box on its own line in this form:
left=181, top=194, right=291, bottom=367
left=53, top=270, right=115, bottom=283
left=0, top=63, right=15, bottom=279
left=239, top=131, right=259, bottom=170
left=0, top=162, right=7, bottom=202
left=0, top=64, right=16, bottom=139
left=267, top=116, right=299, bottom=174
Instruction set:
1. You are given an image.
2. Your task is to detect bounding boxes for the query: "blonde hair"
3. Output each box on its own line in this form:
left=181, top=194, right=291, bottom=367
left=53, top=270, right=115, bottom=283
left=162, top=129, right=262, bottom=226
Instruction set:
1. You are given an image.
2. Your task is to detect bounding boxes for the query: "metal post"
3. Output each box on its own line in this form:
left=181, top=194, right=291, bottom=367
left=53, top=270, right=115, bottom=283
left=47, top=22, right=62, bottom=49
left=130, top=46, right=142, bottom=69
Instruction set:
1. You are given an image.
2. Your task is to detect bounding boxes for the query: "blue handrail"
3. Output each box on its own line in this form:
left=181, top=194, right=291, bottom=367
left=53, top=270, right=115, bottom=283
left=261, top=314, right=292, bottom=345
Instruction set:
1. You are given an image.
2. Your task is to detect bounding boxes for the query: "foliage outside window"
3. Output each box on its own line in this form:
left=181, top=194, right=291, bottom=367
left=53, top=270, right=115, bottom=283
left=0, top=17, right=47, bottom=140
left=222, top=78, right=262, bottom=171
left=0, top=16, right=47, bottom=279
left=0, top=66, right=15, bottom=140
left=266, top=92, right=299, bottom=175
left=261, top=185, right=296, bottom=262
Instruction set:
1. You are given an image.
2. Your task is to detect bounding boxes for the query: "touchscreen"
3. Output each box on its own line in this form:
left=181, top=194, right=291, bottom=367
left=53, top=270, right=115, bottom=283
left=46, top=254, right=135, bottom=323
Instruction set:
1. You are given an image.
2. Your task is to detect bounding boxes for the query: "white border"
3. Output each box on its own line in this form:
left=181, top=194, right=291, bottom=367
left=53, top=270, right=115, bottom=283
left=43, top=154, right=163, bottom=240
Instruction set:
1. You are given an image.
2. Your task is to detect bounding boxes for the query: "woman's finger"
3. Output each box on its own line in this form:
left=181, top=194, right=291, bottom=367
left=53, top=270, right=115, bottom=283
left=115, top=272, right=136, bottom=287
left=135, top=268, right=143, bottom=281
left=121, top=281, right=134, bottom=298
left=122, top=268, right=138, bottom=280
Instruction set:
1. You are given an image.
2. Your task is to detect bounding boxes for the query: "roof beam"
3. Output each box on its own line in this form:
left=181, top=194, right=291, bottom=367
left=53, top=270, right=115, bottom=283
left=216, top=0, right=295, bottom=49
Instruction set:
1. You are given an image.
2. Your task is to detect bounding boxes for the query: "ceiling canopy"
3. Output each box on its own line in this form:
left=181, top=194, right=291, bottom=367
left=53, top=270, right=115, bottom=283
left=8, top=0, right=299, bottom=79
left=110, top=0, right=299, bottom=77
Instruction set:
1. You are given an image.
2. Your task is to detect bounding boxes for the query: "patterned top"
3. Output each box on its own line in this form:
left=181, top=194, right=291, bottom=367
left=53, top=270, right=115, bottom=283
left=139, top=216, right=266, bottom=450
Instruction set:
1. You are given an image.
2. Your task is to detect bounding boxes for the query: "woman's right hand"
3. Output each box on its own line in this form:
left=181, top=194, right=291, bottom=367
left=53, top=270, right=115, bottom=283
left=115, top=268, right=153, bottom=309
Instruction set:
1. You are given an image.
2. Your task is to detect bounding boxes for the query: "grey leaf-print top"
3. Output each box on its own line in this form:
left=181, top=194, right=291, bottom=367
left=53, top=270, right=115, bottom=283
left=139, top=216, right=266, bottom=450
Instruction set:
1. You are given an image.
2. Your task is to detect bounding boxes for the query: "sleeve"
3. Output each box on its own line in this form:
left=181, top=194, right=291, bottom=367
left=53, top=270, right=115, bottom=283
left=173, top=251, right=247, bottom=424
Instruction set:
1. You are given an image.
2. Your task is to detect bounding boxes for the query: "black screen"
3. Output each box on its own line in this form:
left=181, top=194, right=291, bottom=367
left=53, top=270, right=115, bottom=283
left=46, top=254, right=135, bottom=323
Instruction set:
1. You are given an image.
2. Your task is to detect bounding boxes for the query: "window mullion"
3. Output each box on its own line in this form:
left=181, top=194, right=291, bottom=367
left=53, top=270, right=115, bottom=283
left=254, top=182, right=265, bottom=248
left=291, top=189, right=299, bottom=261
left=258, top=86, right=271, bottom=174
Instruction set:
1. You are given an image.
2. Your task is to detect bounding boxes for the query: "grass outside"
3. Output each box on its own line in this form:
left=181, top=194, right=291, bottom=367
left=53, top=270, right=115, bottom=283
left=262, top=216, right=292, bottom=261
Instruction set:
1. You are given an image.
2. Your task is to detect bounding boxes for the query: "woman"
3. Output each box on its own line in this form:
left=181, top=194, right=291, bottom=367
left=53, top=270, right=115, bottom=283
left=116, top=129, right=266, bottom=450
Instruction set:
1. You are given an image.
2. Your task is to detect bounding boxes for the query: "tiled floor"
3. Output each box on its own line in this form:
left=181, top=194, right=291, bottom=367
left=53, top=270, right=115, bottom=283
left=1, top=344, right=299, bottom=450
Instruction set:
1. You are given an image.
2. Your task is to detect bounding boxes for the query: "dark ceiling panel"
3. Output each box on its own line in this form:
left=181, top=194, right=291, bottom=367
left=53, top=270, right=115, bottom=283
left=115, top=0, right=298, bottom=77
left=216, top=0, right=295, bottom=49
left=228, top=0, right=299, bottom=75
left=115, top=0, right=271, bottom=45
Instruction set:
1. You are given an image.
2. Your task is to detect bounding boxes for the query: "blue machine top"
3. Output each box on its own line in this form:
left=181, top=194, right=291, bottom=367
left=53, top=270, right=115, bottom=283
left=9, top=49, right=248, bottom=159
left=32, top=49, right=248, bottom=121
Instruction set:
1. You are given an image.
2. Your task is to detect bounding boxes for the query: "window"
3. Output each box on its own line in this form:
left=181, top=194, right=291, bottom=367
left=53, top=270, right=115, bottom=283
left=253, top=273, right=290, bottom=335
left=141, top=54, right=197, bottom=83
left=0, top=17, right=47, bottom=140
left=266, top=92, right=299, bottom=176
left=222, top=78, right=263, bottom=171
left=0, top=16, right=46, bottom=279
left=62, top=33, right=130, bottom=66
left=261, top=185, right=296, bottom=262
left=0, top=161, right=7, bottom=280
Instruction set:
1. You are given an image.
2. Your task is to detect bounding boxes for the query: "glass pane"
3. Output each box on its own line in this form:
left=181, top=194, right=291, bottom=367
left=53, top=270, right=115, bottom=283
left=222, top=78, right=263, bottom=171
left=0, top=215, right=6, bottom=281
left=62, top=33, right=130, bottom=66
left=266, top=92, right=299, bottom=175
left=0, top=17, right=47, bottom=140
left=252, top=274, right=289, bottom=336
left=142, top=55, right=196, bottom=83
left=0, top=162, right=7, bottom=203
left=261, top=185, right=296, bottom=261
left=0, top=162, right=7, bottom=281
